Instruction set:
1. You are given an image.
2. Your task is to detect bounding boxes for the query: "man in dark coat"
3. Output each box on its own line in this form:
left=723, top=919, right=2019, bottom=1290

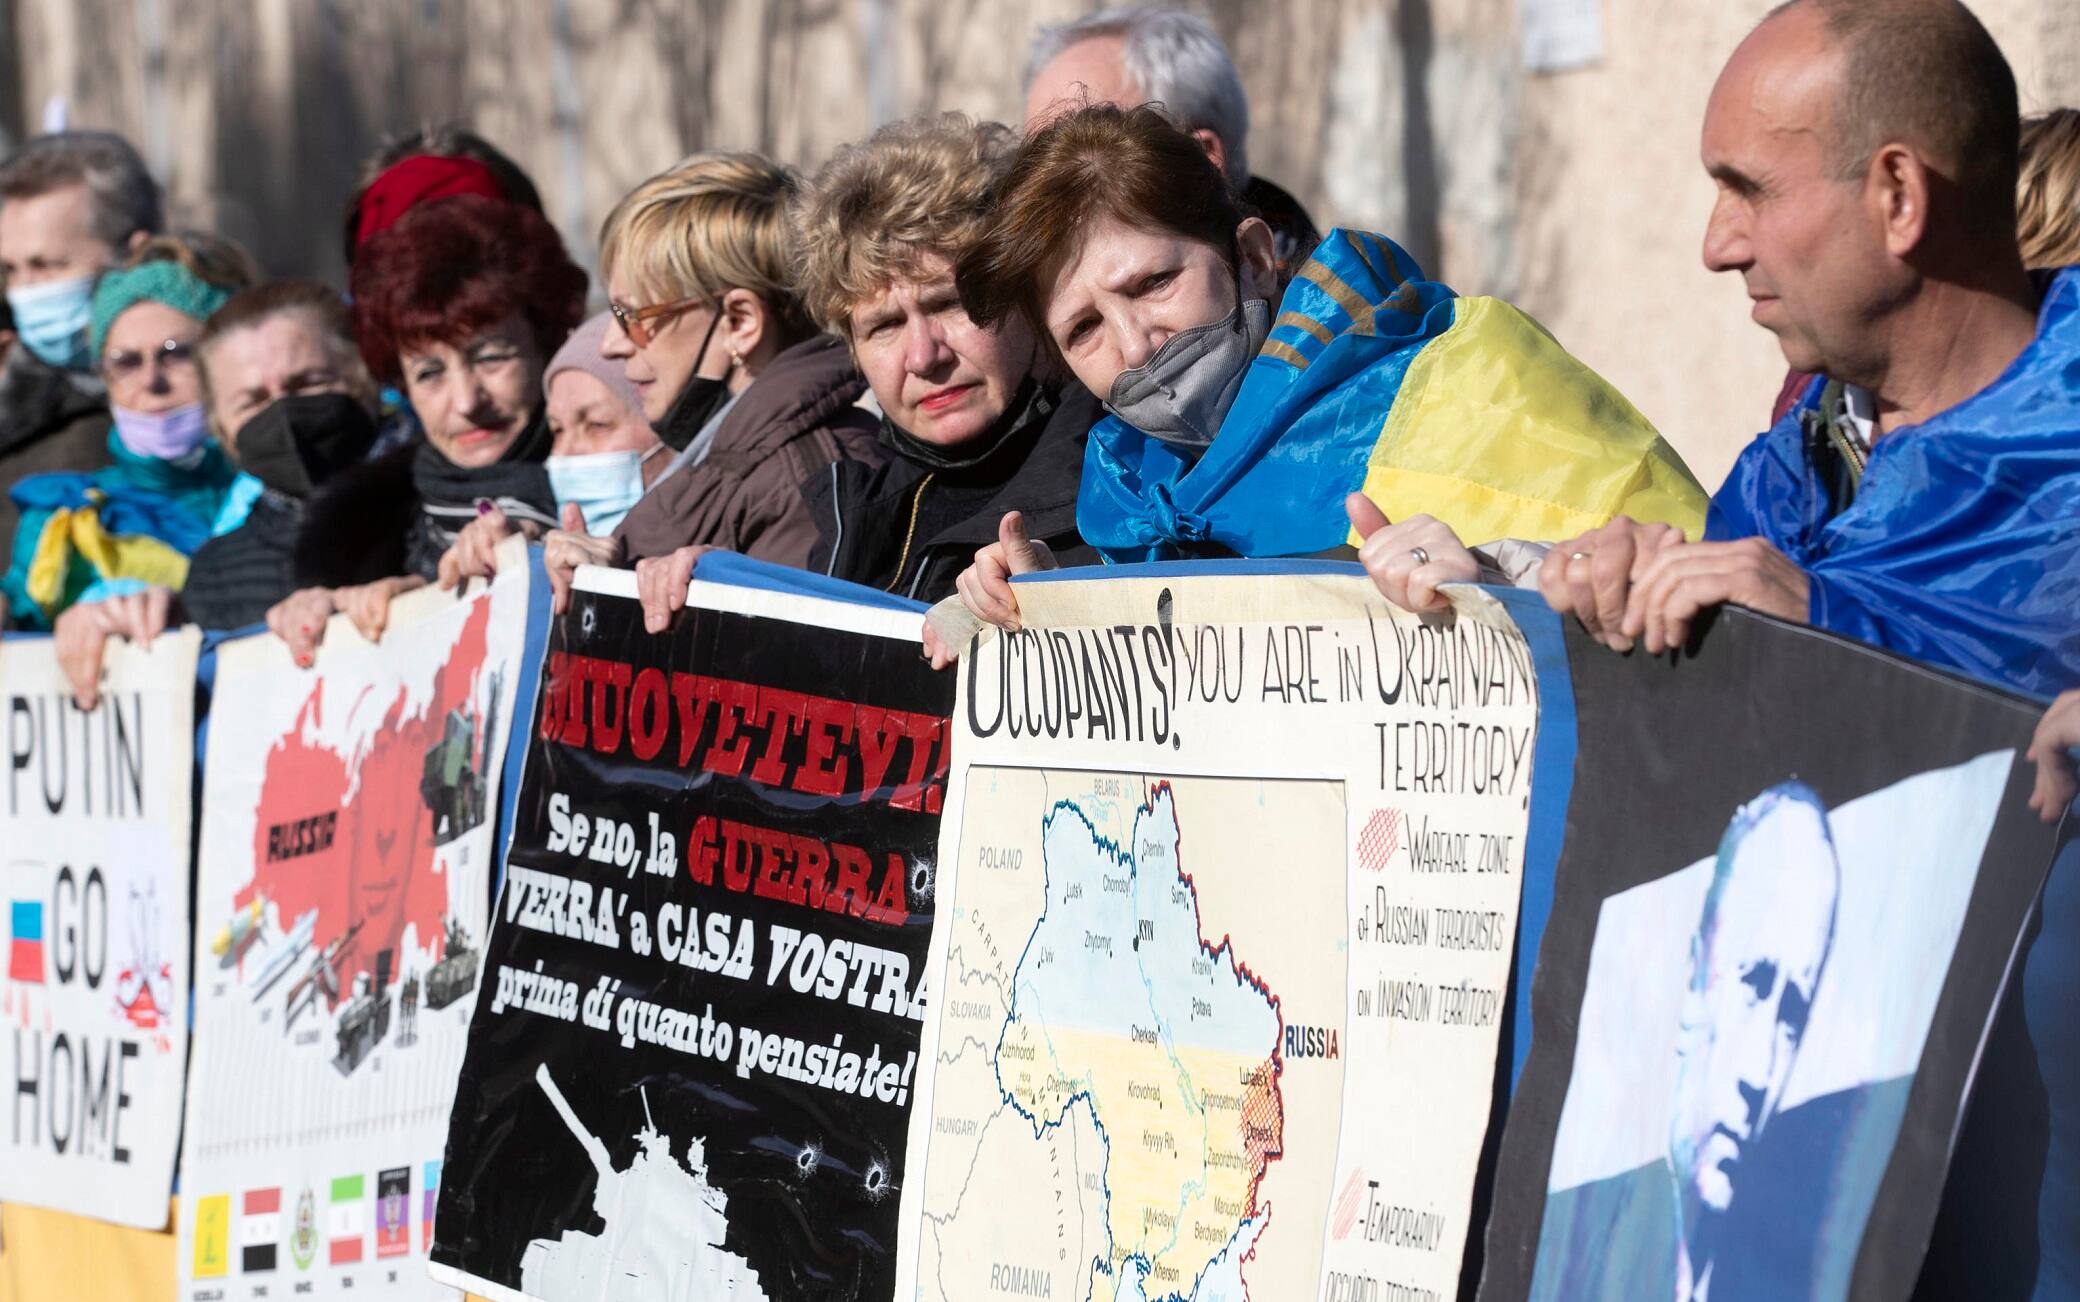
left=0, top=130, right=163, bottom=578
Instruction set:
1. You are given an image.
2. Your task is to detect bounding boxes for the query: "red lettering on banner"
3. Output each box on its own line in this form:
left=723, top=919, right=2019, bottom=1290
left=798, top=696, right=854, bottom=796
left=686, top=814, right=911, bottom=927
left=628, top=668, right=669, bottom=761
left=541, top=654, right=946, bottom=811
left=748, top=688, right=808, bottom=786
left=588, top=659, right=632, bottom=754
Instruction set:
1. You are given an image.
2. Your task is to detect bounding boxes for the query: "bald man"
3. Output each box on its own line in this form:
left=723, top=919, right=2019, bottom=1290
left=1540, top=0, right=2080, bottom=698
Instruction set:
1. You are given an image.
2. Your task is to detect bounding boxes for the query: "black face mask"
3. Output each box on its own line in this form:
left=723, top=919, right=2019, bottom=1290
left=651, top=309, right=730, bottom=453
left=881, top=376, right=1055, bottom=473
left=235, top=392, right=380, bottom=498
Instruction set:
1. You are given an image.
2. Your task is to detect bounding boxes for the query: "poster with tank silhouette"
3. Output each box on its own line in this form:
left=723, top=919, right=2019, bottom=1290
left=176, top=539, right=530, bottom=1301
left=0, top=627, right=199, bottom=1228
left=428, top=563, right=953, bottom=1302
left=1477, top=613, right=2070, bottom=1302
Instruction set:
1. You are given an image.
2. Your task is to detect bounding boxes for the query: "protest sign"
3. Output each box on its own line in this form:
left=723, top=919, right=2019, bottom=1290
left=1477, top=611, right=2067, bottom=1302
left=429, top=560, right=952, bottom=1302
left=896, top=563, right=1572, bottom=1302
left=0, top=628, right=200, bottom=1228
left=177, top=544, right=531, bottom=1301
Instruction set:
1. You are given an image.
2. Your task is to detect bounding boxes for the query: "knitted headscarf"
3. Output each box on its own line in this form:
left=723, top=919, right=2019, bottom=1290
left=90, top=260, right=237, bottom=360
left=542, top=311, right=646, bottom=419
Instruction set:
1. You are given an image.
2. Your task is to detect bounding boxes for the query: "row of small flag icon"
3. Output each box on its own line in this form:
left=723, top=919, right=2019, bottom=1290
left=191, top=1161, right=440, bottom=1277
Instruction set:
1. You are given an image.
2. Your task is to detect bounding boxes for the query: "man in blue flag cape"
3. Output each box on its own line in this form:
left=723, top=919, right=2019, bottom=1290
left=1544, top=0, right=2080, bottom=700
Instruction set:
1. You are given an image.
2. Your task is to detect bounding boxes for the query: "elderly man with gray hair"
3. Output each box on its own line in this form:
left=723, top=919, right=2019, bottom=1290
left=0, top=130, right=163, bottom=575
left=1023, top=4, right=1319, bottom=277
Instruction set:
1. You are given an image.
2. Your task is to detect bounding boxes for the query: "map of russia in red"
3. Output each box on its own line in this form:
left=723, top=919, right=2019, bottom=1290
left=235, top=596, right=492, bottom=1003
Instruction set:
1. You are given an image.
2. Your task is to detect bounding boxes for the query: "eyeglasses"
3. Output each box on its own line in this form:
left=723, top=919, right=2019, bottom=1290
left=103, top=338, right=198, bottom=383
left=608, top=296, right=709, bottom=349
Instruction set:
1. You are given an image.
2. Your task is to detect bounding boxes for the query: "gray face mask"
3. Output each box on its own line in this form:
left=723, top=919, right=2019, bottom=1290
left=1105, top=295, right=1273, bottom=449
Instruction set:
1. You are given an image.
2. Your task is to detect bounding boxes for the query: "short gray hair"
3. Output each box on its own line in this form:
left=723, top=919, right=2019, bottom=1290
left=0, top=131, right=163, bottom=251
left=1025, top=5, right=1250, bottom=186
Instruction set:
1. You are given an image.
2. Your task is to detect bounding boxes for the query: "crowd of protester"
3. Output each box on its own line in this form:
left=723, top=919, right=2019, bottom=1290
left=5, top=0, right=2080, bottom=798
left=4, top=1, right=2080, bottom=1294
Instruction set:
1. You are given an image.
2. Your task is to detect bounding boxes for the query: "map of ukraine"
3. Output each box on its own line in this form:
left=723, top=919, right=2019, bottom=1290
left=997, top=785, right=1285, bottom=1302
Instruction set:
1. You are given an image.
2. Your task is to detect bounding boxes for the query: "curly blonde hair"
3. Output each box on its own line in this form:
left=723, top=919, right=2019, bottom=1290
left=598, top=151, right=812, bottom=343
left=124, top=230, right=261, bottom=292
left=2018, top=108, right=2080, bottom=270
left=791, top=113, right=1018, bottom=338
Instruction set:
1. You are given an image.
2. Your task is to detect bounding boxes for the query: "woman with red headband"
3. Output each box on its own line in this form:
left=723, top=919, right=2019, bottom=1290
left=263, top=194, right=585, bottom=662
left=341, top=125, right=544, bottom=265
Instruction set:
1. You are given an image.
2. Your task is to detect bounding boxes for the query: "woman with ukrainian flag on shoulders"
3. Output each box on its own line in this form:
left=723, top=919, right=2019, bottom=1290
left=1, top=232, right=255, bottom=630
left=925, top=103, right=1708, bottom=660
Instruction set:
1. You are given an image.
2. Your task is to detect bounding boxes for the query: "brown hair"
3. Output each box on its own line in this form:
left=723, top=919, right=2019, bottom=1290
left=598, top=152, right=815, bottom=348
left=2018, top=108, right=2080, bottom=270
left=1780, top=0, right=2019, bottom=239
left=122, top=230, right=261, bottom=293
left=197, top=279, right=377, bottom=415
left=792, top=114, right=1018, bottom=338
left=954, top=103, right=1242, bottom=345
left=0, top=130, right=162, bottom=248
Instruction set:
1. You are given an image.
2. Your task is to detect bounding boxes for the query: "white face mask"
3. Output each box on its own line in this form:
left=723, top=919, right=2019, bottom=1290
left=544, top=445, right=660, bottom=535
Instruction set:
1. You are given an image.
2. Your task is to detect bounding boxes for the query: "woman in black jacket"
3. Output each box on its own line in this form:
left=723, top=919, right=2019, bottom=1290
left=788, top=113, right=1101, bottom=605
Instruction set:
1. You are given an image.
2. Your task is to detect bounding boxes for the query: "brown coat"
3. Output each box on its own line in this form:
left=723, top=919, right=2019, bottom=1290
left=613, top=335, right=882, bottom=567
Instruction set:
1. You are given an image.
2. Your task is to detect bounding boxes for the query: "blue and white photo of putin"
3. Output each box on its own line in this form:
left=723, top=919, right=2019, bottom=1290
left=1666, top=784, right=1839, bottom=1301
left=1529, top=782, right=1841, bottom=1302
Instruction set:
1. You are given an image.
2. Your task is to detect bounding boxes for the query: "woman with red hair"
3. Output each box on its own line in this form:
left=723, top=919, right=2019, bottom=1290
left=265, top=194, right=585, bottom=660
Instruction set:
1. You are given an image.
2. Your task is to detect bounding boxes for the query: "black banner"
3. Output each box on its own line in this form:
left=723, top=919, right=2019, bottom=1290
left=1478, top=610, right=2068, bottom=1302
left=430, top=577, right=953, bottom=1300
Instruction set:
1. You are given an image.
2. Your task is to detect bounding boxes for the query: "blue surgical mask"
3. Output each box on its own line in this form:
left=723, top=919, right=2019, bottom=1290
left=111, top=400, right=211, bottom=461
left=7, top=273, right=96, bottom=372
left=545, top=446, right=660, bottom=535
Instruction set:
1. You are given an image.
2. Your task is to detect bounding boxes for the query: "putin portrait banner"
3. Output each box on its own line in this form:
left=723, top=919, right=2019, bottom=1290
left=1477, top=610, right=2069, bottom=1302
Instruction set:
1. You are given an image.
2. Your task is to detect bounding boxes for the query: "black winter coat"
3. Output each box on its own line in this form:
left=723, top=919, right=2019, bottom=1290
left=803, top=384, right=1101, bottom=603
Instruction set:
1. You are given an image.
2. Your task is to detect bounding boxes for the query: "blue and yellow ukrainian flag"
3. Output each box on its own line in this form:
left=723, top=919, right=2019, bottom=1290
left=1078, top=228, right=1708, bottom=562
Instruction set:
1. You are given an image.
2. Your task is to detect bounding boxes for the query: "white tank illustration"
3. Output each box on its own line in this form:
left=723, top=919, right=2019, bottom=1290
left=520, top=1064, right=769, bottom=1301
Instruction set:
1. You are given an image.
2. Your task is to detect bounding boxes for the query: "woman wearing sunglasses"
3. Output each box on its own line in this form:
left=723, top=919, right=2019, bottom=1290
left=1, top=231, right=255, bottom=629
left=539, top=152, right=880, bottom=618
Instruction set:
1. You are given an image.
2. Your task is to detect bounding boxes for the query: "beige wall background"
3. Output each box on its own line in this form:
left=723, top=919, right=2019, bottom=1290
left=5, top=0, right=2077, bottom=489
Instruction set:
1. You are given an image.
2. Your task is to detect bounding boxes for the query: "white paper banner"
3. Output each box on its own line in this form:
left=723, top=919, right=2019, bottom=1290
left=0, top=627, right=200, bottom=1228
left=897, top=570, right=1544, bottom=1302
left=178, top=547, right=529, bottom=1300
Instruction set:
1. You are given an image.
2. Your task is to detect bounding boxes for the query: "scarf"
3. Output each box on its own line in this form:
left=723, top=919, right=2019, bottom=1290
left=878, top=377, right=1055, bottom=474
left=404, top=410, right=557, bottom=579
left=1077, top=227, right=1706, bottom=562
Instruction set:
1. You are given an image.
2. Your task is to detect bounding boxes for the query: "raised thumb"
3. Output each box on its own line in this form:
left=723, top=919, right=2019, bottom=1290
left=998, top=510, right=1044, bottom=574
left=560, top=502, right=589, bottom=535
left=1345, top=492, right=1391, bottom=539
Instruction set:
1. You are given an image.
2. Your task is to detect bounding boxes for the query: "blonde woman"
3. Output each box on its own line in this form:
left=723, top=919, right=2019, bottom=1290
left=781, top=112, right=1099, bottom=608
left=543, top=152, right=880, bottom=621
left=2019, top=108, right=2080, bottom=270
